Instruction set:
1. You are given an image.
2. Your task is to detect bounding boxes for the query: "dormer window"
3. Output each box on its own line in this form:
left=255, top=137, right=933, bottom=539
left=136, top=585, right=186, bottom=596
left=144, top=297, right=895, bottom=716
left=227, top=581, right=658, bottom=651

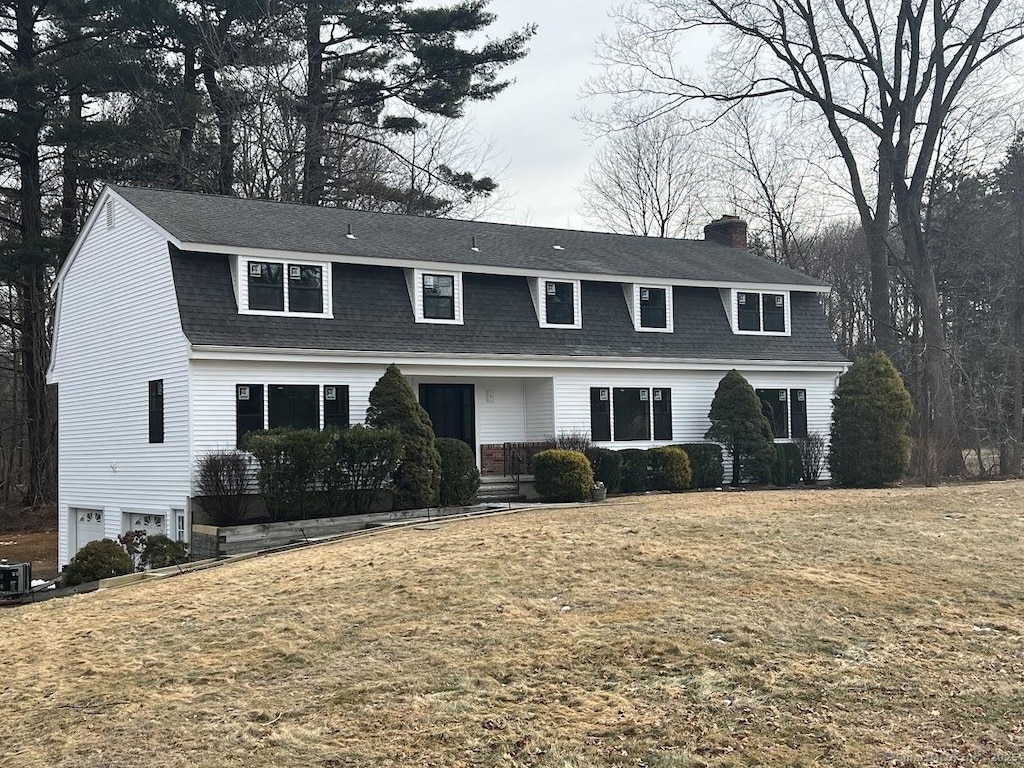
left=409, top=268, right=463, bottom=324
left=629, top=284, right=673, bottom=332
left=241, top=258, right=331, bottom=316
left=732, top=290, right=789, bottom=335
left=423, top=273, right=455, bottom=319
left=532, top=278, right=582, bottom=328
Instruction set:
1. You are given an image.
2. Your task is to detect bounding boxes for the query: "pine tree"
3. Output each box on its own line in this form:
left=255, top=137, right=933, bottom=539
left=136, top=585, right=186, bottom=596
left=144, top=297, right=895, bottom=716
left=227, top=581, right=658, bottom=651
left=365, top=364, right=441, bottom=509
left=705, top=370, right=777, bottom=486
left=829, top=352, right=913, bottom=486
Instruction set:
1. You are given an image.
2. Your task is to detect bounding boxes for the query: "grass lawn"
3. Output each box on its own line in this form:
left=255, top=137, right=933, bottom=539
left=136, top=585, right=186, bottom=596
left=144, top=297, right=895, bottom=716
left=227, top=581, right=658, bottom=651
left=3, top=483, right=1023, bottom=767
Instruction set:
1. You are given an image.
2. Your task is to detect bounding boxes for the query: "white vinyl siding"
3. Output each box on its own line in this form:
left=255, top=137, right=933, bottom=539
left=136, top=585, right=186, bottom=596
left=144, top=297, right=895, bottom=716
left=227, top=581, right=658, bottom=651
left=50, top=194, right=192, bottom=566
left=524, top=378, right=555, bottom=440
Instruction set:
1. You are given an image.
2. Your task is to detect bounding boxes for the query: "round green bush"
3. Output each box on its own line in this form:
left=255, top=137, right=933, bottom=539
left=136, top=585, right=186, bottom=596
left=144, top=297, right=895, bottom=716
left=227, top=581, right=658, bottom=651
left=618, top=449, right=649, bottom=493
left=676, top=443, right=725, bottom=488
left=648, top=446, right=693, bottom=491
left=586, top=447, right=622, bottom=492
left=140, top=535, right=188, bottom=569
left=533, top=449, right=594, bottom=502
left=829, top=352, right=912, bottom=487
left=436, top=437, right=481, bottom=506
left=63, top=539, right=134, bottom=587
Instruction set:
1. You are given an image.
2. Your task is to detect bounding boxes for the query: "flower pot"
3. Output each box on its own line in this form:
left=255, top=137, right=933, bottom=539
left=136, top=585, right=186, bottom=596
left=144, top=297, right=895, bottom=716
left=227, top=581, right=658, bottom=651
left=591, top=485, right=607, bottom=502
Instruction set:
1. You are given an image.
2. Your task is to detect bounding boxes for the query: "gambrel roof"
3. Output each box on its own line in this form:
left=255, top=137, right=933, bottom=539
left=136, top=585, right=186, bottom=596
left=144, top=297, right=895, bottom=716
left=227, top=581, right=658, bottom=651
left=114, top=185, right=828, bottom=290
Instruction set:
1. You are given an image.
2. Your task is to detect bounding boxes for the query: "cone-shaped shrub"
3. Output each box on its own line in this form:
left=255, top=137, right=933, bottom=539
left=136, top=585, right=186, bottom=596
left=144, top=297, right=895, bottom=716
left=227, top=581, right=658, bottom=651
left=533, top=449, right=594, bottom=502
left=829, top=352, right=912, bottom=487
left=366, top=364, right=441, bottom=509
left=704, top=370, right=776, bottom=485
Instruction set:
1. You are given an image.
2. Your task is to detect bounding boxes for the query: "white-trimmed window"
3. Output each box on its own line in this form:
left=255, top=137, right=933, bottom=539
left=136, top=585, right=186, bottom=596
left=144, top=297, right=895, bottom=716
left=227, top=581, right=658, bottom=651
left=627, top=284, right=673, bottom=332
left=590, top=386, right=673, bottom=442
left=730, top=289, right=790, bottom=335
left=408, top=269, right=463, bottom=324
left=239, top=258, right=332, bottom=317
left=531, top=278, right=582, bottom=329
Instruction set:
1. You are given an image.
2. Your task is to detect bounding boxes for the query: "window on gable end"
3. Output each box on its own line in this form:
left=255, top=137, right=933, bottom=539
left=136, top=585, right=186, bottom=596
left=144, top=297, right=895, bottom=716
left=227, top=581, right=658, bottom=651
left=544, top=280, right=575, bottom=325
left=422, top=273, right=455, bottom=319
left=248, top=262, right=284, bottom=311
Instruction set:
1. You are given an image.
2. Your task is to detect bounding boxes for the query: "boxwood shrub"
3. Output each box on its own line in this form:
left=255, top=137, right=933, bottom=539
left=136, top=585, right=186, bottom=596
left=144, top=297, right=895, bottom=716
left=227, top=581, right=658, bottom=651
left=436, top=437, right=480, bottom=506
left=533, top=449, right=594, bottom=502
left=649, top=446, right=693, bottom=491
left=586, top=447, right=622, bottom=493
left=676, top=443, right=725, bottom=489
left=618, top=449, right=649, bottom=493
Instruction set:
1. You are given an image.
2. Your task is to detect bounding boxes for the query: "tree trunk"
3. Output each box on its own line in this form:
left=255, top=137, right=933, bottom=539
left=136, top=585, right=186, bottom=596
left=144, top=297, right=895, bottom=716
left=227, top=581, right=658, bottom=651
left=173, top=44, right=198, bottom=190
left=202, top=57, right=235, bottom=195
left=60, top=87, right=82, bottom=256
left=14, top=0, right=53, bottom=504
left=302, top=0, right=326, bottom=205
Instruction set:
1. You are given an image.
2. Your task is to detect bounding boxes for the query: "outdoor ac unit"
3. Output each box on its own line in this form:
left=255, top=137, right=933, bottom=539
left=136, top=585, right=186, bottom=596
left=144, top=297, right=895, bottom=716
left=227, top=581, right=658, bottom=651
left=0, top=562, right=31, bottom=599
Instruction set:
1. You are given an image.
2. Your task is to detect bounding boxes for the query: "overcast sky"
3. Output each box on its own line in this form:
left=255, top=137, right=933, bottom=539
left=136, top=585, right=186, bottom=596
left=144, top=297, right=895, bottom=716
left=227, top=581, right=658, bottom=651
left=462, top=0, right=622, bottom=229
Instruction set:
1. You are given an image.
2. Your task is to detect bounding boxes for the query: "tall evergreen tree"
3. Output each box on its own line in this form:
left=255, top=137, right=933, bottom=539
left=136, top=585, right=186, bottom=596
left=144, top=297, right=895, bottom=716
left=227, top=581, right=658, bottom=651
left=704, top=370, right=776, bottom=486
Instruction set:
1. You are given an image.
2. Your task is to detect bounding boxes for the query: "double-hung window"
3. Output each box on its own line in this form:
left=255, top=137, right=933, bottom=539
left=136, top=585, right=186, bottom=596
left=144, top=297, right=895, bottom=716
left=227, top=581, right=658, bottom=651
left=244, top=260, right=329, bottom=315
left=755, top=388, right=809, bottom=439
left=735, top=291, right=788, bottom=334
left=639, top=287, right=670, bottom=330
left=535, top=278, right=582, bottom=328
left=422, top=274, right=455, bottom=319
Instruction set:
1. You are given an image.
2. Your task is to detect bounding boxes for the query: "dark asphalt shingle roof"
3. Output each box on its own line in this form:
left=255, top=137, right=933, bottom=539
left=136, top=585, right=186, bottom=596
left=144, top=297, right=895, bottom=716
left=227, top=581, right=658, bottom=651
left=115, top=185, right=828, bottom=288
left=170, top=251, right=847, bottom=363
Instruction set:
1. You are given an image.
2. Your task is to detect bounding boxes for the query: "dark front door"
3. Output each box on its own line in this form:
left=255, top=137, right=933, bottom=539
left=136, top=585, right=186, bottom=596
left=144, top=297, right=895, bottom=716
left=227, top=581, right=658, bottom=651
left=419, top=384, right=475, bottom=448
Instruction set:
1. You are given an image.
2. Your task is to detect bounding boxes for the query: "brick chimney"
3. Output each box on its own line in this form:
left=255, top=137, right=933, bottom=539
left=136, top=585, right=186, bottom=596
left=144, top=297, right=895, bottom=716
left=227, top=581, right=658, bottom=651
left=704, top=215, right=748, bottom=248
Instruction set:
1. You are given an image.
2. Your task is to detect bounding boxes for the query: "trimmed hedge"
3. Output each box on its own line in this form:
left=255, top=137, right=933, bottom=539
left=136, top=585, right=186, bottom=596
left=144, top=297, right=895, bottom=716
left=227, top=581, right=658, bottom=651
left=676, top=443, right=725, bottom=489
left=437, top=437, right=481, bottom=506
left=771, top=442, right=804, bottom=486
left=618, top=449, right=649, bottom=493
left=649, top=446, right=693, bottom=491
left=586, top=447, right=622, bottom=492
left=533, top=449, right=594, bottom=502
left=63, top=539, right=134, bottom=587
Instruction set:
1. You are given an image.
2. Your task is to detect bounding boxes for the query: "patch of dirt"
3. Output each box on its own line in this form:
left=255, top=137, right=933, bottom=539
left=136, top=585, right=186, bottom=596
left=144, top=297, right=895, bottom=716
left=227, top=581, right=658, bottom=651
left=0, top=530, right=58, bottom=581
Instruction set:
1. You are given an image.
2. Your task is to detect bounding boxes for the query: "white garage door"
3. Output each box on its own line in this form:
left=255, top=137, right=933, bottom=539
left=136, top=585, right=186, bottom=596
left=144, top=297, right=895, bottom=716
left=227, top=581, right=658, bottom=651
left=73, top=508, right=105, bottom=548
left=124, top=512, right=166, bottom=537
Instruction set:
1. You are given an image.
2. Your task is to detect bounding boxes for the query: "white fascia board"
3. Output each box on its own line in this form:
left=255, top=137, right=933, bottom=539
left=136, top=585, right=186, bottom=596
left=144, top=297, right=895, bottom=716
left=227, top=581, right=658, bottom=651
left=175, top=240, right=832, bottom=294
left=187, top=344, right=848, bottom=373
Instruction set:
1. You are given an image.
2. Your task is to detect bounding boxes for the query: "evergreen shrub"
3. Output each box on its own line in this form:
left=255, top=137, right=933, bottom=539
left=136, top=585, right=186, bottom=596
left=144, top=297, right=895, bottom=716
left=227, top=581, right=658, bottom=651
left=327, top=426, right=402, bottom=516
left=436, top=437, right=481, bottom=506
left=244, top=428, right=330, bottom=520
left=141, top=535, right=188, bottom=569
left=676, top=443, right=725, bottom=488
left=618, top=449, right=649, bottom=492
left=533, top=449, right=594, bottom=502
left=586, top=447, right=622, bottom=493
left=829, top=352, right=912, bottom=486
left=705, top=370, right=776, bottom=485
left=63, top=540, right=134, bottom=587
left=366, top=364, right=441, bottom=509
left=648, top=446, right=693, bottom=491
left=771, top=443, right=803, bottom=486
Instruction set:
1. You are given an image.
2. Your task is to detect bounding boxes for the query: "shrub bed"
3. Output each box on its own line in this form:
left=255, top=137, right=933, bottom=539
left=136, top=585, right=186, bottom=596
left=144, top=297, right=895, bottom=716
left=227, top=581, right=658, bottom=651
left=771, top=442, right=804, bottom=486
left=618, top=449, right=649, bottom=493
left=586, top=447, right=622, bottom=493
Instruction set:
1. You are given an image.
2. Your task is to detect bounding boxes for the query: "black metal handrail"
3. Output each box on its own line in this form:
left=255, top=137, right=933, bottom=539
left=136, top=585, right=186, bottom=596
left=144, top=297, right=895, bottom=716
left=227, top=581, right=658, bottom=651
left=502, top=441, right=549, bottom=476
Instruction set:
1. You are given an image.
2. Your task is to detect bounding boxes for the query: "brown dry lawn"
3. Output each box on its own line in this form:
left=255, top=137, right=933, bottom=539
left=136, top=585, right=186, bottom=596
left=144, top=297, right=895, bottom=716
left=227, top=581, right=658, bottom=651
left=3, top=484, right=1024, bottom=767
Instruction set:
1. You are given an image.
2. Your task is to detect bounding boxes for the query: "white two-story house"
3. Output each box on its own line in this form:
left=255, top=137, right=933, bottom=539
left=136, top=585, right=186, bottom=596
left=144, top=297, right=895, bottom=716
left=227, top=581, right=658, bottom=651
left=48, top=185, right=847, bottom=566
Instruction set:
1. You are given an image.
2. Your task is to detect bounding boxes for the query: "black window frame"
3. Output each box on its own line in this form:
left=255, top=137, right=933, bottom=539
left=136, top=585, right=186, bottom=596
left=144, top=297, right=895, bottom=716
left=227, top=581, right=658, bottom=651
left=639, top=286, right=668, bottom=329
left=590, top=387, right=611, bottom=442
left=422, top=273, right=456, bottom=320
left=544, top=280, right=575, bottom=325
left=790, top=388, right=808, bottom=438
left=756, top=388, right=789, bottom=438
left=148, top=379, right=164, bottom=444
left=248, top=261, right=285, bottom=311
left=287, top=264, right=324, bottom=313
left=236, top=384, right=264, bottom=448
left=268, top=384, right=319, bottom=431
left=613, top=387, right=651, bottom=441
left=762, top=293, right=786, bottom=332
left=324, top=385, right=350, bottom=430
left=652, top=388, right=672, bottom=440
